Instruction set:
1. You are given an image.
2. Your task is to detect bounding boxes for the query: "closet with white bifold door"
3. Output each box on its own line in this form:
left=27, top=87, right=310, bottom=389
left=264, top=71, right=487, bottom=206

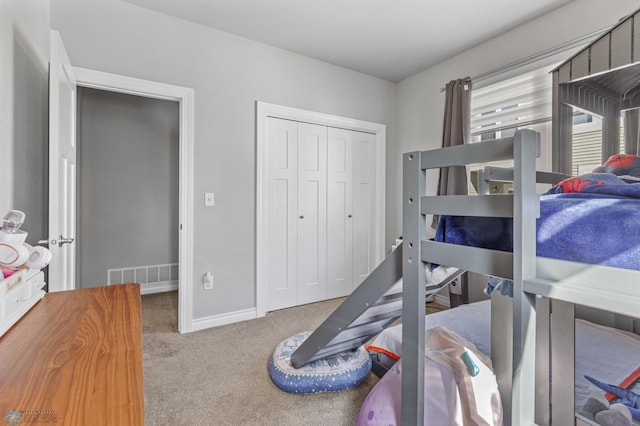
left=264, top=117, right=377, bottom=312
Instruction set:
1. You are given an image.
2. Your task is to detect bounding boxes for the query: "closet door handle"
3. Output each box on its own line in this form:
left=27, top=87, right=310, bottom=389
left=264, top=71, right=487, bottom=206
left=348, top=214, right=352, bottom=218
left=299, top=215, right=304, bottom=219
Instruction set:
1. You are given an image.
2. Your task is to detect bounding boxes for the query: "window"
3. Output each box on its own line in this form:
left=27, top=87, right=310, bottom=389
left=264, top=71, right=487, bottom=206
left=469, top=65, right=554, bottom=193
left=470, top=64, right=624, bottom=194
left=570, top=112, right=627, bottom=176
left=471, top=65, right=553, bottom=142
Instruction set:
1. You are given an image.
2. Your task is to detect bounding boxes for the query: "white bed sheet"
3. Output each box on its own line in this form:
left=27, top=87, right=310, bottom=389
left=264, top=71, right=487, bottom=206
left=367, top=299, right=640, bottom=416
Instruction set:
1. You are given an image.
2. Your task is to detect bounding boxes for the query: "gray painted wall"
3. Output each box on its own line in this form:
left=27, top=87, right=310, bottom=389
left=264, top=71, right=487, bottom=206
left=1, top=0, right=50, bottom=241
left=76, top=87, right=179, bottom=288
left=52, top=0, right=397, bottom=320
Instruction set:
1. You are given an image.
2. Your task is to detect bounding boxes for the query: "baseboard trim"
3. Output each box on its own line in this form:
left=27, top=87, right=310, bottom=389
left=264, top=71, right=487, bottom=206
left=140, top=281, right=178, bottom=295
left=433, top=293, right=450, bottom=308
left=191, top=308, right=257, bottom=332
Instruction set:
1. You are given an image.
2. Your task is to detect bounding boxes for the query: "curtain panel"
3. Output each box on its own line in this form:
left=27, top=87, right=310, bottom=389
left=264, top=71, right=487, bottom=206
left=434, top=78, right=471, bottom=306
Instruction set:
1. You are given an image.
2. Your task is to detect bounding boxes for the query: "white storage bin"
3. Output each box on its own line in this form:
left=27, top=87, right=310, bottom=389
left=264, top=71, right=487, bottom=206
left=0, top=269, right=46, bottom=337
left=0, top=269, right=25, bottom=297
left=0, top=276, right=31, bottom=320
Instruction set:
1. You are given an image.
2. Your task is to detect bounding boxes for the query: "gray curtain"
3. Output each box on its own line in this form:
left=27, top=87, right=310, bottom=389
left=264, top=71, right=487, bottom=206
left=434, top=78, right=471, bottom=306
left=624, top=109, right=640, bottom=155
left=431, top=79, right=471, bottom=228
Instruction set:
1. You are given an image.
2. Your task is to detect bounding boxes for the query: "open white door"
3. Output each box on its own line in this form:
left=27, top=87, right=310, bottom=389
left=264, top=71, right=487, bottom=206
left=48, top=31, right=77, bottom=292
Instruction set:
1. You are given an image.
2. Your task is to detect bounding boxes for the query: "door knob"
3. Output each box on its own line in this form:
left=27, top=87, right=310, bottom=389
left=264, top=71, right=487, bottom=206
left=348, top=214, right=352, bottom=218
left=299, top=215, right=304, bottom=219
left=58, top=236, right=74, bottom=247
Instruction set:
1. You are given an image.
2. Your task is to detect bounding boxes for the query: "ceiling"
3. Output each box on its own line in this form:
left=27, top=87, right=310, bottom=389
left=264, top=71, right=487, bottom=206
left=123, top=0, right=576, bottom=82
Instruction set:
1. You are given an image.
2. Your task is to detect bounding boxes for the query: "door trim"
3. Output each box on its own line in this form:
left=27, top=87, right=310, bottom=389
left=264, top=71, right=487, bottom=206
left=73, top=67, right=195, bottom=333
left=255, top=101, right=386, bottom=317
left=49, top=30, right=77, bottom=292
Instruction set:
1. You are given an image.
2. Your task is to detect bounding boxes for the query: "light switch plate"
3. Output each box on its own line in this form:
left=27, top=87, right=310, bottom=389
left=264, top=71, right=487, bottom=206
left=204, top=192, right=215, bottom=207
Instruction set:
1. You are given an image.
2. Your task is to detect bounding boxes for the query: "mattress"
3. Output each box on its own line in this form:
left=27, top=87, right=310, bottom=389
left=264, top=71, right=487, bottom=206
left=361, top=300, right=640, bottom=423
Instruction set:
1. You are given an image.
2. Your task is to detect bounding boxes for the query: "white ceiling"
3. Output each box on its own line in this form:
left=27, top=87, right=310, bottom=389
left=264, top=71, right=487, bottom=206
left=123, top=0, right=576, bottom=82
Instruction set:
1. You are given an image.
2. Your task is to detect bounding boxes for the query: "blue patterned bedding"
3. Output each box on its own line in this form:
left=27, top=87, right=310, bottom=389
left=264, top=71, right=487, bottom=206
left=435, top=162, right=640, bottom=294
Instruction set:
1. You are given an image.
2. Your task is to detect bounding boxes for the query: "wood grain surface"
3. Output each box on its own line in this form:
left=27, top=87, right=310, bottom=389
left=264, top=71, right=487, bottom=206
left=0, top=284, right=143, bottom=425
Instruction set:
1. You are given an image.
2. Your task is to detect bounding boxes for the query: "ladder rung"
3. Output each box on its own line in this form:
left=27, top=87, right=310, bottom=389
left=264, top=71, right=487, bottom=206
left=350, top=309, right=402, bottom=328
left=306, top=338, right=371, bottom=363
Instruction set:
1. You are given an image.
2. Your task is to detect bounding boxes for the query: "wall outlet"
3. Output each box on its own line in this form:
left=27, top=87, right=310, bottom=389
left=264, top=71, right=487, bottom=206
left=449, top=278, right=462, bottom=295
left=203, top=272, right=214, bottom=290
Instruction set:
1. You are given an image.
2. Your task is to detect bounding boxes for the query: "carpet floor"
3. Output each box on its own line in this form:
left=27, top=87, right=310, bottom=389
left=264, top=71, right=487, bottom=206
left=142, top=292, right=375, bottom=425
left=141, top=291, right=447, bottom=425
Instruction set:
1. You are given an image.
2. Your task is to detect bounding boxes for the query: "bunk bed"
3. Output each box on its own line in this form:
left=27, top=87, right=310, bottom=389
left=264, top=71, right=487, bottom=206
left=394, top=7, right=640, bottom=425
left=400, top=129, right=640, bottom=425
left=549, top=8, right=640, bottom=423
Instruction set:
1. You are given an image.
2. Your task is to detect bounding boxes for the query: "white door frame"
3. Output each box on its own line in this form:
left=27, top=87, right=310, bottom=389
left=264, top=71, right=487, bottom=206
left=256, top=101, right=386, bottom=317
left=73, top=67, right=195, bottom=333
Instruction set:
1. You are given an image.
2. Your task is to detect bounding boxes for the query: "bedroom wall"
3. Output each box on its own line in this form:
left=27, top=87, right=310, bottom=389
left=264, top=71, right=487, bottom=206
left=0, top=0, right=50, bottom=242
left=51, top=0, right=397, bottom=320
left=393, top=0, right=640, bottom=303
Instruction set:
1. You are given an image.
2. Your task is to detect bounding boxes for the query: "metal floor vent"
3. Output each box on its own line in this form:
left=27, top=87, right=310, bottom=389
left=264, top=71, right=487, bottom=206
left=107, top=263, right=178, bottom=295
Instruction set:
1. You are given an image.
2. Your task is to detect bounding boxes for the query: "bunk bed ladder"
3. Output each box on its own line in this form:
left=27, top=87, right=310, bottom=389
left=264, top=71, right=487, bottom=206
left=401, top=129, right=540, bottom=426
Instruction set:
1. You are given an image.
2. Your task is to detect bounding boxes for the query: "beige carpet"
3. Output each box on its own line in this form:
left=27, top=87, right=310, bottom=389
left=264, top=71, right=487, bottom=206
left=142, top=291, right=448, bottom=425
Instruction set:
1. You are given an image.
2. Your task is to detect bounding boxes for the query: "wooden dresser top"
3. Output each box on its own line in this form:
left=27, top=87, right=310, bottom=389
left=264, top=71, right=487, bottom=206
left=0, top=283, right=143, bottom=425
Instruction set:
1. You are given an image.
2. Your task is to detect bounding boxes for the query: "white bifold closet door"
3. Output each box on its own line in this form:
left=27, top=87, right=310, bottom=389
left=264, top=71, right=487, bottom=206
left=326, top=128, right=354, bottom=298
left=264, top=118, right=298, bottom=311
left=264, top=117, right=375, bottom=312
left=297, top=123, right=328, bottom=305
left=352, top=131, right=377, bottom=287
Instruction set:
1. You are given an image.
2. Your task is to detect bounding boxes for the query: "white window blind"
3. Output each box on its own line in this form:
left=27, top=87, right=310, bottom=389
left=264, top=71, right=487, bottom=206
left=572, top=125, right=625, bottom=175
left=471, top=65, right=554, bottom=137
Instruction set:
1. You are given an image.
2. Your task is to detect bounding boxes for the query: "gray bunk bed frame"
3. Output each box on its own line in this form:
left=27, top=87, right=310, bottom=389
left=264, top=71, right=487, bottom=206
left=403, top=129, right=640, bottom=426
left=400, top=9, right=640, bottom=424
left=402, top=129, right=542, bottom=425
left=552, top=6, right=640, bottom=174
left=549, top=7, right=640, bottom=425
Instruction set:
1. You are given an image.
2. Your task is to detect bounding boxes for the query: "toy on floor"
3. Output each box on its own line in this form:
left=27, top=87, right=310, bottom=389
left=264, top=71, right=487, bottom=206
left=604, top=367, right=640, bottom=403
left=580, top=371, right=640, bottom=426
left=586, top=376, right=640, bottom=420
left=268, top=331, right=371, bottom=394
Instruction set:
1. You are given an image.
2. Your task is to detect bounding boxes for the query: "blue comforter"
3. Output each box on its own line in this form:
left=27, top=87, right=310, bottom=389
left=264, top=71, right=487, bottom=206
left=435, top=170, right=640, bottom=295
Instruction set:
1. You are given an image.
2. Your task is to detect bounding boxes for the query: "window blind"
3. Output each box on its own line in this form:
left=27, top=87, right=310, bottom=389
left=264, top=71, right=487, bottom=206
left=471, top=65, right=554, bottom=137
left=572, top=127, right=625, bottom=175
